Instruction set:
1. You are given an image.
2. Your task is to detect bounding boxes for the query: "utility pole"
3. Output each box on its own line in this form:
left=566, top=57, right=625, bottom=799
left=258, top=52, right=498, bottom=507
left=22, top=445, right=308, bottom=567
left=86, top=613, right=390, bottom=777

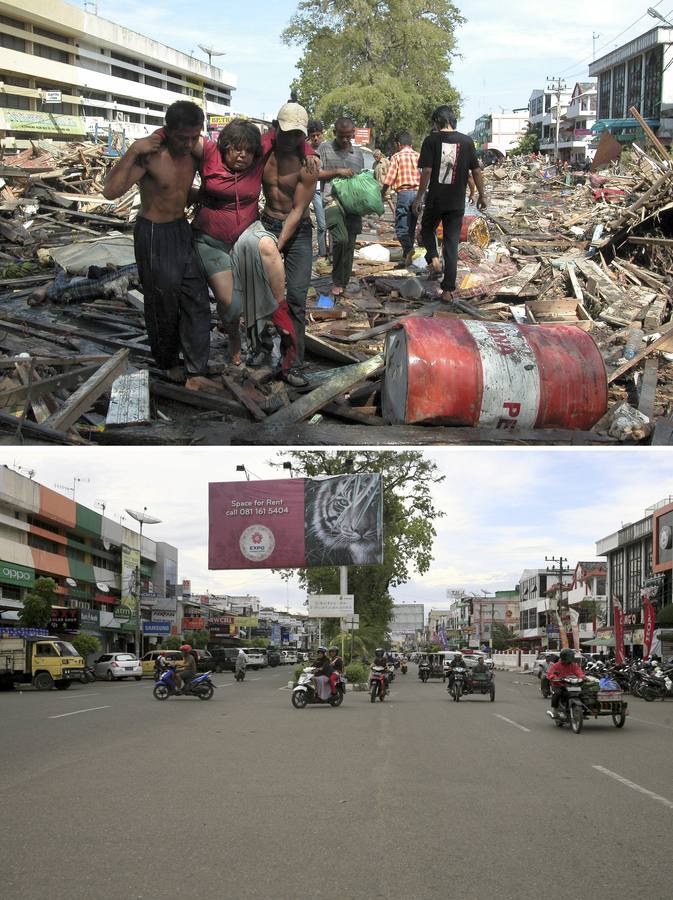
left=546, top=75, right=567, bottom=162
left=546, top=555, right=569, bottom=650
left=592, top=32, right=601, bottom=61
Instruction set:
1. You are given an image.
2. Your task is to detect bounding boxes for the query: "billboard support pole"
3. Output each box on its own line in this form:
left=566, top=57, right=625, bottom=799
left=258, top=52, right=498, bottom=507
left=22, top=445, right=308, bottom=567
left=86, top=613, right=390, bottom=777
left=340, top=566, right=354, bottom=664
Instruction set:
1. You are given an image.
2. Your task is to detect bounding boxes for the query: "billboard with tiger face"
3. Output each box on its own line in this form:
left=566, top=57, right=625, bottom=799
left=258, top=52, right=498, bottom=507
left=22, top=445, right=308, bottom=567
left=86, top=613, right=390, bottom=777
left=208, top=475, right=383, bottom=569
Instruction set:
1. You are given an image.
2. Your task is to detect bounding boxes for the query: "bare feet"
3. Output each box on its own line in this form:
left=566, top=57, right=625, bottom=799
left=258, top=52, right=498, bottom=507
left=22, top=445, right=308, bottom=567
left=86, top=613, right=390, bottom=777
left=441, top=290, right=454, bottom=302
left=184, top=375, right=224, bottom=393
left=224, top=322, right=242, bottom=366
left=331, top=285, right=344, bottom=296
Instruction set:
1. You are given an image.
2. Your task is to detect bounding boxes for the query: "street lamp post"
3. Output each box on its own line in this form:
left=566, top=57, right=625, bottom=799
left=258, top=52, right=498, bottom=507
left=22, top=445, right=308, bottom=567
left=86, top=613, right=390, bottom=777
left=126, top=507, right=162, bottom=659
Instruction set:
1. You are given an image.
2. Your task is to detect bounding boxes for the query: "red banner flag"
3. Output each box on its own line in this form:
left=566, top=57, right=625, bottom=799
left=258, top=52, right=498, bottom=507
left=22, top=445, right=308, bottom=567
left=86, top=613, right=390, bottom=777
left=613, top=596, right=625, bottom=665
left=642, top=597, right=656, bottom=659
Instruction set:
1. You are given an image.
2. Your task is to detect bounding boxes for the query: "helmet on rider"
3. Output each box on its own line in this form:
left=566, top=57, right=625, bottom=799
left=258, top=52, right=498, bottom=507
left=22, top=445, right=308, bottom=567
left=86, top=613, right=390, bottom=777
left=317, top=646, right=327, bottom=655
left=329, top=646, right=339, bottom=655
left=559, top=648, right=575, bottom=664
left=375, top=648, right=385, bottom=657
left=180, top=644, right=192, bottom=652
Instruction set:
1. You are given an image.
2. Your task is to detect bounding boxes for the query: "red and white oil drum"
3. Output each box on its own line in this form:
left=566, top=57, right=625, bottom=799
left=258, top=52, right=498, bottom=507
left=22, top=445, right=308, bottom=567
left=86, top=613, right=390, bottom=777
left=382, top=318, right=607, bottom=430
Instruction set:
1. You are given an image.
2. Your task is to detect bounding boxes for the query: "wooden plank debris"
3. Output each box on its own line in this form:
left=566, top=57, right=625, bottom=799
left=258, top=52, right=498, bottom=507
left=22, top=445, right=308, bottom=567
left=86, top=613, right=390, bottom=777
left=106, top=370, right=151, bottom=426
left=44, top=349, right=129, bottom=432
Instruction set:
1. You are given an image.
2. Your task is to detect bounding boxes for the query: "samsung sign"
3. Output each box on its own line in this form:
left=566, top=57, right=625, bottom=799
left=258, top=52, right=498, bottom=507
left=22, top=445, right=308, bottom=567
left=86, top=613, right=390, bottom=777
left=0, top=562, right=35, bottom=588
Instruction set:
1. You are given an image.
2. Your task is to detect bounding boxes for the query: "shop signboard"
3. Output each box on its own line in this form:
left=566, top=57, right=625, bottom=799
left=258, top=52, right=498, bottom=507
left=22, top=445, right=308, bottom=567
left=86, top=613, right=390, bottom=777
left=0, top=561, right=35, bottom=588
left=142, top=621, right=171, bottom=635
left=353, top=127, right=372, bottom=145
left=234, top=615, right=258, bottom=628
left=50, top=609, right=78, bottom=630
left=114, top=605, right=133, bottom=621
left=307, top=595, right=354, bottom=618
left=79, top=608, right=101, bottom=632
left=183, top=616, right=205, bottom=631
left=271, top=623, right=281, bottom=644
left=209, top=475, right=383, bottom=570
left=208, top=614, right=235, bottom=637
left=152, top=606, right=177, bottom=623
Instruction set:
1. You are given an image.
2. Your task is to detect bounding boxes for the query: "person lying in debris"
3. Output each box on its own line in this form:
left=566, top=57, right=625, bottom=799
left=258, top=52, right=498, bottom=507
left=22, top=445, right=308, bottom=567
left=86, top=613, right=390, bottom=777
left=102, top=101, right=221, bottom=392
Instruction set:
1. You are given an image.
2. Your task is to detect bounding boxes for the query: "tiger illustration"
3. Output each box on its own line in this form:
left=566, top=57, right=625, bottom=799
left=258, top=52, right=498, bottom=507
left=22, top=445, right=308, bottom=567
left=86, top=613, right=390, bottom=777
left=304, top=475, right=382, bottom=566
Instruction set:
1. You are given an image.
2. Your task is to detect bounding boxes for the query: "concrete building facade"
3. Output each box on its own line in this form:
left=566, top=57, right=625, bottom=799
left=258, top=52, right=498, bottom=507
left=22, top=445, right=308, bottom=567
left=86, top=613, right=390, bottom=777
left=0, top=0, right=237, bottom=147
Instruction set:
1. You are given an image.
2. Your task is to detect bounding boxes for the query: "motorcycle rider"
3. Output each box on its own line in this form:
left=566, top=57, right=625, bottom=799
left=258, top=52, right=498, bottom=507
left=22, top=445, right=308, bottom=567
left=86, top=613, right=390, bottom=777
left=547, top=647, right=585, bottom=717
left=312, top=646, right=333, bottom=701
left=372, top=647, right=390, bottom=693
left=447, top=652, right=467, bottom=691
left=328, top=646, right=344, bottom=696
left=235, top=648, right=247, bottom=679
left=175, top=643, right=197, bottom=694
left=473, top=656, right=488, bottom=675
left=154, top=652, right=168, bottom=680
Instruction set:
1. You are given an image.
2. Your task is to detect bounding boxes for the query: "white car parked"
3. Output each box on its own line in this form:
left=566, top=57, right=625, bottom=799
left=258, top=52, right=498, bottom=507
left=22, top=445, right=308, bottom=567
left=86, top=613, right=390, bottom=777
left=94, top=652, right=143, bottom=681
left=243, top=648, right=268, bottom=669
left=281, top=650, right=298, bottom=665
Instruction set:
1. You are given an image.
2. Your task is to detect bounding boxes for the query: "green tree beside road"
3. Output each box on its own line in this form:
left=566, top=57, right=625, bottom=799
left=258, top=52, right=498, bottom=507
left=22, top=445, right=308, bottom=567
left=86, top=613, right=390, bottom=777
left=71, top=633, right=101, bottom=661
left=283, top=0, right=463, bottom=146
left=18, top=576, right=57, bottom=628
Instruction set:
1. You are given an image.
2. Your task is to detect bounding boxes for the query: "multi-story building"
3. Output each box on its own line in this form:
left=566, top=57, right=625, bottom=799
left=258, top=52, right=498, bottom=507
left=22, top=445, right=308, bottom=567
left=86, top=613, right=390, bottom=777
left=390, top=603, right=424, bottom=646
left=596, top=496, right=673, bottom=655
left=557, top=81, right=597, bottom=163
left=0, top=0, right=237, bottom=148
left=588, top=25, right=673, bottom=144
left=517, top=566, right=573, bottom=650
left=529, top=86, right=573, bottom=154
left=0, top=466, right=177, bottom=655
left=471, top=109, right=529, bottom=156
left=465, top=590, right=519, bottom=649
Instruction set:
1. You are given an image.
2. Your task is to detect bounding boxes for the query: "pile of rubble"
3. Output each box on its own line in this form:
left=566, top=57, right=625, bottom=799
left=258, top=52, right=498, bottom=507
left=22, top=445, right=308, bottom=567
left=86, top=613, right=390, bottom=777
left=0, top=125, right=672, bottom=446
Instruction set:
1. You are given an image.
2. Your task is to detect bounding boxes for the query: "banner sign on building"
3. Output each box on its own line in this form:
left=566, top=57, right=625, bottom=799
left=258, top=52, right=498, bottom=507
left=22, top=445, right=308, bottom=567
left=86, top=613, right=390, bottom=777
left=0, top=561, right=35, bottom=588
left=307, top=595, right=354, bottom=618
left=353, top=127, right=372, bottom=145
left=233, top=616, right=258, bottom=628
left=79, top=608, right=101, bottom=631
left=0, top=109, right=86, bottom=135
left=183, top=616, right=205, bottom=631
left=50, top=609, right=78, bottom=630
left=142, top=621, right=171, bottom=635
left=152, top=606, right=177, bottom=623
left=208, top=614, right=235, bottom=637
left=208, top=475, right=383, bottom=570
left=121, top=546, right=140, bottom=607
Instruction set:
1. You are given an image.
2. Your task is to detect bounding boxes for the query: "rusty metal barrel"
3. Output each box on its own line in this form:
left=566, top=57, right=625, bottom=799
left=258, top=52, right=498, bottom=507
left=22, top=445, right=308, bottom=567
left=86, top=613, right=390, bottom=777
left=382, top=318, right=607, bottom=430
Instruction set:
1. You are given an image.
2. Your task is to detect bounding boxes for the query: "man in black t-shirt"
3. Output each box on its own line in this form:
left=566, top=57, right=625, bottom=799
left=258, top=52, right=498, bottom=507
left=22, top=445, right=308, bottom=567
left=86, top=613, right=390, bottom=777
left=412, top=106, right=487, bottom=298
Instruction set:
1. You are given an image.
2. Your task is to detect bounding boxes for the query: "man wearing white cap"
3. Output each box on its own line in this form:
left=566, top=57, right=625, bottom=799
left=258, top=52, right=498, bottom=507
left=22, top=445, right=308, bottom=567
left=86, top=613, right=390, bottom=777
left=231, top=99, right=318, bottom=387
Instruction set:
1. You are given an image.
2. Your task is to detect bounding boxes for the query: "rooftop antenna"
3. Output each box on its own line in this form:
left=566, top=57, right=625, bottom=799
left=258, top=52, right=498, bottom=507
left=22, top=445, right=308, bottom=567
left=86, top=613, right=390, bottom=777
left=198, top=45, right=225, bottom=67
left=83, top=0, right=99, bottom=13
left=55, top=476, right=90, bottom=502
left=12, top=461, right=36, bottom=479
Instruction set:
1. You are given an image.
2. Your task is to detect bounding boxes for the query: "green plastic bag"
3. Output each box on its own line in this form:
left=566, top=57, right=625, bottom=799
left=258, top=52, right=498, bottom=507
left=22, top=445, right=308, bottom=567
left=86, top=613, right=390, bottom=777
left=332, top=171, right=385, bottom=217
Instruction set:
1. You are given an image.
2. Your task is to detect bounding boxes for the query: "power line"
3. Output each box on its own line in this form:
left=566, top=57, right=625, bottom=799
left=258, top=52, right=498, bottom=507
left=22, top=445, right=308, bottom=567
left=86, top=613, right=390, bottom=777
left=558, top=1, right=668, bottom=79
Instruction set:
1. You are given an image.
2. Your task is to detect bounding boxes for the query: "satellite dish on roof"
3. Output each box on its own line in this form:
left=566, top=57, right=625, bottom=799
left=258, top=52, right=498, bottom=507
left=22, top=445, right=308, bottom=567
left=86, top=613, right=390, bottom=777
left=96, top=582, right=110, bottom=593
left=126, top=508, right=162, bottom=526
left=65, top=577, right=77, bottom=588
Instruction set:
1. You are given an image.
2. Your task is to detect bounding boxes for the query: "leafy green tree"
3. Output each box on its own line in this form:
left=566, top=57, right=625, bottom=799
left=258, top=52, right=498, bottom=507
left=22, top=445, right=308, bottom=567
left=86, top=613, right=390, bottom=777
left=19, top=577, right=57, bottom=628
left=275, top=450, right=444, bottom=641
left=161, top=635, right=183, bottom=650
left=490, top=622, right=514, bottom=650
left=182, top=629, right=209, bottom=649
left=282, top=0, right=463, bottom=147
left=510, top=127, right=539, bottom=156
left=71, top=633, right=101, bottom=661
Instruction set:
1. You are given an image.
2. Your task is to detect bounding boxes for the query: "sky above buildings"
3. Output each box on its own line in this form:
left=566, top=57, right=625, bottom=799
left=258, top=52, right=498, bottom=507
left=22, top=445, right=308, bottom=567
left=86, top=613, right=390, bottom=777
left=96, top=0, right=670, bottom=130
left=6, top=448, right=672, bottom=616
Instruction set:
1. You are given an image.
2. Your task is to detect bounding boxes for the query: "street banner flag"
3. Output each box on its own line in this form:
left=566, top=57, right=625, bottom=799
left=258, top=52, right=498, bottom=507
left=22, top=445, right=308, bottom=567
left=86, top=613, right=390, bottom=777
left=568, top=607, right=581, bottom=650
left=208, top=474, right=383, bottom=570
left=613, top=596, right=625, bottom=665
left=642, top=597, right=657, bottom=660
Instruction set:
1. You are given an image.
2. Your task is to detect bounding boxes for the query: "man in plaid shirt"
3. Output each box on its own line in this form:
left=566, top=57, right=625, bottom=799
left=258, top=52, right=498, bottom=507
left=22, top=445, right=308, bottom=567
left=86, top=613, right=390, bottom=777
left=381, top=132, right=421, bottom=267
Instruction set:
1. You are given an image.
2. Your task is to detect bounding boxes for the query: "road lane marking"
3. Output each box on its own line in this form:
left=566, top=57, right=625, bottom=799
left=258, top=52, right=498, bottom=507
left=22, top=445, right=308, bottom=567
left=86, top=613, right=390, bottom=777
left=59, top=692, right=101, bottom=699
left=629, top=716, right=673, bottom=731
left=494, top=714, right=531, bottom=733
left=592, top=766, right=673, bottom=810
left=49, top=706, right=111, bottom=719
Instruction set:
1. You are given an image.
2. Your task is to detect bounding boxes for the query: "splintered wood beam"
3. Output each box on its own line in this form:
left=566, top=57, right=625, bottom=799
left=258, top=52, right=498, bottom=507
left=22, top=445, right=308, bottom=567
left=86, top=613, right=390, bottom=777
left=221, top=374, right=267, bottom=422
left=0, top=364, right=101, bottom=408
left=0, top=410, right=73, bottom=444
left=44, top=350, right=129, bottom=432
left=265, top=354, right=385, bottom=427
left=638, top=357, right=659, bottom=421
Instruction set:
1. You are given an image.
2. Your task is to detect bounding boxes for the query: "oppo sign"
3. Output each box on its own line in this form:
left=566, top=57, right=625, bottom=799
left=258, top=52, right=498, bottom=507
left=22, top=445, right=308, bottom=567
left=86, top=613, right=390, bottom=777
left=0, top=562, right=35, bottom=588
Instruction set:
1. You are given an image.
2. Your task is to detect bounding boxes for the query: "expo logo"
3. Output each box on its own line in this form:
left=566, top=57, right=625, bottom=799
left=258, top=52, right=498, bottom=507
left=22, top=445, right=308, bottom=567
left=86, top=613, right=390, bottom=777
left=239, top=525, right=275, bottom=562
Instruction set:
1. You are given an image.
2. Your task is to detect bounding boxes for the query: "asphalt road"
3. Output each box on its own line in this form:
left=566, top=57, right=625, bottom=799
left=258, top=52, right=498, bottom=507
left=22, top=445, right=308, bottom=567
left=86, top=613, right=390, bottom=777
left=2, top=666, right=673, bottom=900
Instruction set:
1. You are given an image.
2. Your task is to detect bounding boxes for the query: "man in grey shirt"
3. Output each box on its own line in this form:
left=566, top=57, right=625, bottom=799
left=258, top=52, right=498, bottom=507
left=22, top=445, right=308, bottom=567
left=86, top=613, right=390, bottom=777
left=319, top=117, right=364, bottom=295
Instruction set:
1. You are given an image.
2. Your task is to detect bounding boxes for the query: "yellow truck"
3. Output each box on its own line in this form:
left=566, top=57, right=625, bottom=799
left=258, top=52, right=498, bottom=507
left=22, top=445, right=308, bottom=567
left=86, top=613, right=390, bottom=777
left=0, top=632, right=84, bottom=691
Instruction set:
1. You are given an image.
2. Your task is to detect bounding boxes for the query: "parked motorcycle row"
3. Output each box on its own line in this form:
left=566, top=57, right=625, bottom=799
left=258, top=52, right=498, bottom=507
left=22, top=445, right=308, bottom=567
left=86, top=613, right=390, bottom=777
left=540, top=658, right=673, bottom=703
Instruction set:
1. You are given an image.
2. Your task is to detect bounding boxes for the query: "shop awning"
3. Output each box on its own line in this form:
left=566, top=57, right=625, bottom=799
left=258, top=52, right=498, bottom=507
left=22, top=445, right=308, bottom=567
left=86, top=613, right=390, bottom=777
left=592, top=117, right=659, bottom=133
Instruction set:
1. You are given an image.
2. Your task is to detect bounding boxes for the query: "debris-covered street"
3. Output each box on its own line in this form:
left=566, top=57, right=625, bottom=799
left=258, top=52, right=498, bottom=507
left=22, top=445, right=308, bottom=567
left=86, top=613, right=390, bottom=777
left=1, top=129, right=673, bottom=446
